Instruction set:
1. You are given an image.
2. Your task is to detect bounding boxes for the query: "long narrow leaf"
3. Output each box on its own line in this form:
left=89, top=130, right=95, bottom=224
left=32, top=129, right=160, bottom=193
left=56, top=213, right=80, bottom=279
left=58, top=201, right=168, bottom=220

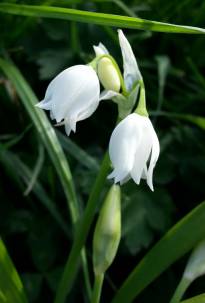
left=151, top=111, right=205, bottom=131
left=0, top=238, right=28, bottom=303
left=0, top=57, right=79, bottom=223
left=57, top=130, right=99, bottom=172
left=0, top=144, right=69, bottom=237
left=0, top=3, right=205, bottom=34
left=111, top=200, right=205, bottom=303
left=0, top=57, right=91, bottom=298
left=181, top=294, right=205, bottom=303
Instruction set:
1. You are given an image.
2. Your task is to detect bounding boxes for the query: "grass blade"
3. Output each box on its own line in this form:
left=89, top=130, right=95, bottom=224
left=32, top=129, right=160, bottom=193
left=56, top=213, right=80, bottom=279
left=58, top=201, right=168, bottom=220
left=111, top=200, right=205, bottom=303
left=0, top=144, right=69, bottom=236
left=57, top=130, right=99, bottom=172
left=151, top=111, right=205, bottom=131
left=0, top=3, right=205, bottom=34
left=0, top=57, right=79, bottom=224
left=0, top=57, right=91, bottom=298
left=181, top=294, right=205, bottom=303
left=0, top=238, right=28, bottom=303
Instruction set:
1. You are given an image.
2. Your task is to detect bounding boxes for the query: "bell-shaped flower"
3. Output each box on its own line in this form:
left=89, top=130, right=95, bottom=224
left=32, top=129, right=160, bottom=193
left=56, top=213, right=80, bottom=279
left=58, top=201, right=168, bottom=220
left=108, top=113, right=160, bottom=191
left=36, top=64, right=112, bottom=136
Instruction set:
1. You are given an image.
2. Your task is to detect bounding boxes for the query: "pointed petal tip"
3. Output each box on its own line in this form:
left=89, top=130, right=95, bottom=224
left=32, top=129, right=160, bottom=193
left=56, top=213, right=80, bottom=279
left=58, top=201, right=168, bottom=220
left=147, top=179, right=154, bottom=191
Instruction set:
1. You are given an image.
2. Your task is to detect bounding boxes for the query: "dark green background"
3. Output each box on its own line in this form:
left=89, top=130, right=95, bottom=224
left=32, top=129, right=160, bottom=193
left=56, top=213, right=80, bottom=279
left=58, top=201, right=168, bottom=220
left=0, top=0, right=205, bottom=302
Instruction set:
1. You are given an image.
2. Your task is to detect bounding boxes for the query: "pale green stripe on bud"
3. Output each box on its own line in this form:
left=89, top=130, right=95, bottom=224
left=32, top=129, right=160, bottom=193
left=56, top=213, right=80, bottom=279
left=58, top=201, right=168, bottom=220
left=97, top=57, right=121, bottom=93
left=93, top=185, right=121, bottom=276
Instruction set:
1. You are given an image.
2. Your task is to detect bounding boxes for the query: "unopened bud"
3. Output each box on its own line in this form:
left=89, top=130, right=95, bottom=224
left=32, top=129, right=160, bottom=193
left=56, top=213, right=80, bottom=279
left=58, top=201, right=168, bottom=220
left=93, top=185, right=121, bottom=275
left=97, top=57, right=121, bottom=92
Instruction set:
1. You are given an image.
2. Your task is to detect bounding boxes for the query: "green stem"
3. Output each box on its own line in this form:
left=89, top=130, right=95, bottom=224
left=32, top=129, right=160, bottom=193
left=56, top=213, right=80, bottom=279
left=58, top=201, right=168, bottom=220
left=81, top=249, right=92, bottom=300
left=91, top=274, right=104, bottom=303
left=54, top=152, right=110, bottom=303
left=169, top=278, right=191, bottom=303
left=135, top=80, right=148, bottom=117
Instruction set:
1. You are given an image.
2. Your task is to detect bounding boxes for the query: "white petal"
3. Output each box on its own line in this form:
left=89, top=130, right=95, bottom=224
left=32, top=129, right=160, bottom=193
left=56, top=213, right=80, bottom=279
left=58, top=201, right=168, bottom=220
left=147, top=126, right=160, bottom=191
left=93, top=43, right=109, bottom=56
left=99, top=90, right=120, bottom=101
left=118, top=29, right=142, bottom=91
left=130, top=117, right=153, bottom=185
left=77, top=100, right=99, bottom=122
left=64, top=122, right=72, bottom=136
left=50, top=65, right=99, bottom=122
left=108, top=113, right=142, bottom=183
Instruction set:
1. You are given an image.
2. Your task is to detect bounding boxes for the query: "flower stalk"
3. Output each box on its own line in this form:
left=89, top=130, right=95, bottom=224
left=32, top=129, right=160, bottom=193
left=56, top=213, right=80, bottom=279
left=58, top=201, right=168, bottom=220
left=91, top=273, right=104, bottom=303
left=135, top=80, right=148, bottom=117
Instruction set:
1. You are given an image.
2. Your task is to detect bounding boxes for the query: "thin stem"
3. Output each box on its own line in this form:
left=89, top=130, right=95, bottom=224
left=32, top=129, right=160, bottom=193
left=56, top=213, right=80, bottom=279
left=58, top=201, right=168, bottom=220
left=169, top=278, right=191, bottom=303
left=81, top=249, right=92, bottom=300
left=54, top=152, right=110, bottom=303
left=91, top=274, right=104, bottom=303
left=134, top=80, right=148, bottom=117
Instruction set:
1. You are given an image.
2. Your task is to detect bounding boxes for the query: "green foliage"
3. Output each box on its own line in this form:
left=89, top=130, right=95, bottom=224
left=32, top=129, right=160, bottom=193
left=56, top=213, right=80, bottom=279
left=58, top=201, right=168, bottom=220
left=0, top=238, right=28, bottom=303
left=122, top=187, right=174, bottom=254
left=181, top=294, right=205, bottom=303
left=0, top=0, right=205, bottom=302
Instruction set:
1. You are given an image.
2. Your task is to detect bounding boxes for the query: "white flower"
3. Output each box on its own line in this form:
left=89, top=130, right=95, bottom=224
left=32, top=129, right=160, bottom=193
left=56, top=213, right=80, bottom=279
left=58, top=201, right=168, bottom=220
left=108, top=113, right=160, bottom=191
left=36, top=65, right=111, bottom=136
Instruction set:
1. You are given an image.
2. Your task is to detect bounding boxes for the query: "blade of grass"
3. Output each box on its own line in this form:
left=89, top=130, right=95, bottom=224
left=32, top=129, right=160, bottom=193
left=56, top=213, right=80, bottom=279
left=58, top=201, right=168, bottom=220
left=24, top=143, right=45, bottom=196
left=151, top=111, right=205, bottom=131
left=0, top=57, right=79, bottom=224
left=0, top=238, right=28, bottom=303
left=181, top=294, right=205, bottom=303
left=111, top=200, right=205, bottom=303
left=56, top=130, right=99, bottom=172
left=0, top=3, right=205, bottom=34
left=0, top=142, right=69, bottom=237
left=0, top=57, right=91, bottom=299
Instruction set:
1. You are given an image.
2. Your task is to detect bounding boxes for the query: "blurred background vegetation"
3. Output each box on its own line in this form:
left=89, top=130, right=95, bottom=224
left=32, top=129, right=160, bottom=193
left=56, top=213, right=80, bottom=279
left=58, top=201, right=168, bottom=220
left=0, top=0, right=205, bottom=302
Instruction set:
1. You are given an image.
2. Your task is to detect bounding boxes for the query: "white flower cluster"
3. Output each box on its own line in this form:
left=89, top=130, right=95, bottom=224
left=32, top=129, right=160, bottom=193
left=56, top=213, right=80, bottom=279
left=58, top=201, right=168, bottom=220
left=36, top=30, right=160, bottom=190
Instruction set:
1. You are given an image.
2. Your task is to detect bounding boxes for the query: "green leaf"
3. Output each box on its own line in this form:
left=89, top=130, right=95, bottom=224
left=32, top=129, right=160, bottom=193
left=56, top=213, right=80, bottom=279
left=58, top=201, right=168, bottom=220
left=151, top=111, right=205, bottom=131
left=0, top=3, right=205, bottom=34
left=122, top=188, right=174, bottom=254
left=0, top=142, right=69, bottom=237
left=111, top=200, right=205, bottom=303
left=0, top=238, right=28, bottom=303
left=0, top=57, right=91, bottom=300
left=181, top=294, right=205, bottom=303
left=0, top=57, right=79, bottom=225
left=57, top=130, right=99, bottom=172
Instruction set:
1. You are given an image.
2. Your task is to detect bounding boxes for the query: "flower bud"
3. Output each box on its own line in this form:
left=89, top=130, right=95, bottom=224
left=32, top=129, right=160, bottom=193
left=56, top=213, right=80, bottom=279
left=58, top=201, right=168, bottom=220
left=97, top=57, right=121, bottom=92
left=184, top=240, right=205, bottom=281
left=93, top=185, right=121, bottom=276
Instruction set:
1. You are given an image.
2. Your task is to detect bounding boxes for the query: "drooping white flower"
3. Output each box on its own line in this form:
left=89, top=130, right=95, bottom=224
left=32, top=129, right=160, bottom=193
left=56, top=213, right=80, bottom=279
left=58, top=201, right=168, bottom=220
left=36, top=64, right=112, bottom=136
left=108, top=113, right=160, bottom=191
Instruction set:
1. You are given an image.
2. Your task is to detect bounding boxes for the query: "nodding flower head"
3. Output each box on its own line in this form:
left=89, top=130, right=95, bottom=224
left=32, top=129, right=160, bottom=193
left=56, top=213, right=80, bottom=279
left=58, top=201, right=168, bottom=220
left=108, top=113, right=160, bottom=191
left=36, top=64, right=112, bottom=136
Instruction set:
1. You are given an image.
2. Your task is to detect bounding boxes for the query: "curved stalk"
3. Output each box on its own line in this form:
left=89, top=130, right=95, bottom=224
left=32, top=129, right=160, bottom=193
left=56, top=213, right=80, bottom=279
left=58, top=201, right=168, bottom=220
left=169, top=278, right=190, bottom=303
left=91, top=274, right=104, bottom=303
left=54, top=152, right=110, bottom=303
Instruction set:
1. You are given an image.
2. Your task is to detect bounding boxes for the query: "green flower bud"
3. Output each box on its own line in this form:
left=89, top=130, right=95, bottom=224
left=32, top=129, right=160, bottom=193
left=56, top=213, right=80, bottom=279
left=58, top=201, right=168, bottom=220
left=97, top=57, right=121, bottom=92
left=93, top=185, right=121, bottom=276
